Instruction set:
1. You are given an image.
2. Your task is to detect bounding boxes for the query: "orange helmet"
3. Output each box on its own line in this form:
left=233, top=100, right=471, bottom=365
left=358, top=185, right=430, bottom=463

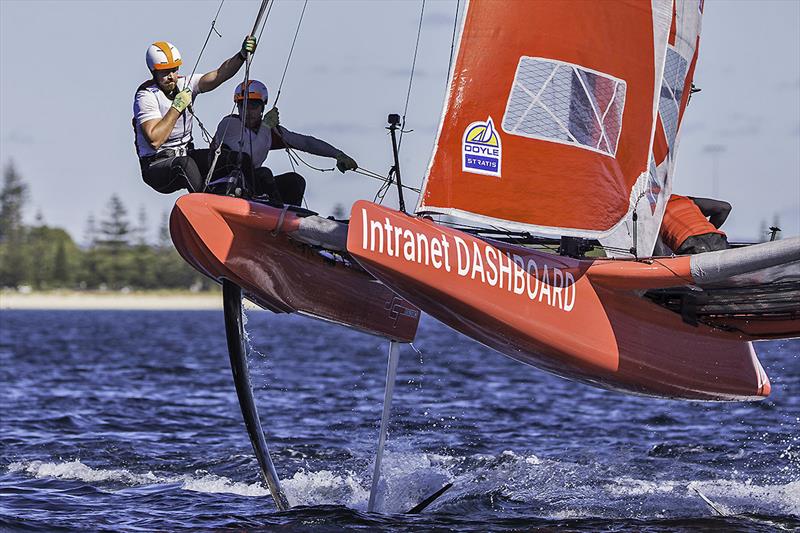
left=234, top=80, right=268, bottom=103
left=146, top=41, right=182, bottom=71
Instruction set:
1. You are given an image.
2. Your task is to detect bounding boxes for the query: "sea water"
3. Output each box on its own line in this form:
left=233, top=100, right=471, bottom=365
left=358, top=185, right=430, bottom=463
left=1, top=310, right=798, bottom=531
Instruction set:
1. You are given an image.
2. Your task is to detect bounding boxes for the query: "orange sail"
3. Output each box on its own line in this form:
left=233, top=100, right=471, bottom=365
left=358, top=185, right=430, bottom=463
left=417, top=0, right=673, bottom=238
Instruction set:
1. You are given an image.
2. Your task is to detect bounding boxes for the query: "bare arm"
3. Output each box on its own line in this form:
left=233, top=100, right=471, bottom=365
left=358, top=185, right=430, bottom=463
left=198, top=52, right=246, bottom=93
left=690, top=196, right=731, bottom=228
left=140, top=110, right=182, bottom=150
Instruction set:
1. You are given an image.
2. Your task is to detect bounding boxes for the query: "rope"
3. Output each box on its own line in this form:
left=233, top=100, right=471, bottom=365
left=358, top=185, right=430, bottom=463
left=274, top=0, right=309, bottom=106
left=256, top=0, right=274, bottom=42
left=358, top=168, right=420, bottom=194
left=373, top=170, right=393, bottom=204
left=192, top=111, right=215, bottom=144
left=188, top=0, right=226, bottom=82
left=180, top=0, right=226, bottom=155
left=285, top=146, right=420, bottom=194
left=446, top=0, right=460, bottom=84
left=397, top=0, right=426, bottom=152
left=285, top=147, right=330, bottom=172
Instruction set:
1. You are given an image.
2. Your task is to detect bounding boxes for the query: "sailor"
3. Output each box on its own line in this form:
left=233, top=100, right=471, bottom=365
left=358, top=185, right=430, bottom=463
left=660, top=194, right=731, bottom=254
left=207, top=80, right=358, bottom=205
left=133, top=37, right=257, bottom=194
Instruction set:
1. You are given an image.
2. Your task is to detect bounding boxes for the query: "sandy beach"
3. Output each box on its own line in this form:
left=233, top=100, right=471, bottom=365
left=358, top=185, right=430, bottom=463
left=0, top=290, right=260, bottom=310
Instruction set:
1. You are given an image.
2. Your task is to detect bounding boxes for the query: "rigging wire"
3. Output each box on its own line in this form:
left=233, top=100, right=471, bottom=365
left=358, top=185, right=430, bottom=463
left=397, top=0, right=426, bottom=152
left=188, top=0, right=226, bottom=82
left=445, top=0, right=460, bottom=84
left=359, top=168, right=421, bottom=192
left=285, top=147, right=420, bottom=193
left=372, top=170, right=392, bottom=204
left=274, top=0, right=309, bottom=106
left=255, top=0, right=275, bottom=43
left=182, top=0, right=226, bottom=155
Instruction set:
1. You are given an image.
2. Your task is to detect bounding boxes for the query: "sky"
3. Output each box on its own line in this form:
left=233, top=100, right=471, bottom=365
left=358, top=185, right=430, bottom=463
left=1, top=0, right=798, bottom=243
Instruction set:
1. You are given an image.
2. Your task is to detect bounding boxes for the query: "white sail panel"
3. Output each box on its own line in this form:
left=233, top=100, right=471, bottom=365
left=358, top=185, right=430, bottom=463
left=601, top=0, right=704, bottom=257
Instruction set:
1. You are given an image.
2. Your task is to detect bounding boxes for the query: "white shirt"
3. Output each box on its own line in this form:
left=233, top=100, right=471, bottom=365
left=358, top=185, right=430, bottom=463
left=133, top=74, right=202, bottom=158
left=213, top=115, right=340, bottom=167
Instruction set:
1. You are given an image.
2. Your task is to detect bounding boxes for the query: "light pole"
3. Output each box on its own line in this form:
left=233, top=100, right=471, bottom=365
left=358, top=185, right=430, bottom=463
left=703, top=144, right=726, bottom=197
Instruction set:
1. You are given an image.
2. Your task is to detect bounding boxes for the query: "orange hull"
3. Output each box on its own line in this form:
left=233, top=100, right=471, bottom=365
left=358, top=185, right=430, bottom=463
left=170, top=194, right=420, bottom=343
left=347, top=201, right=771, bottom=401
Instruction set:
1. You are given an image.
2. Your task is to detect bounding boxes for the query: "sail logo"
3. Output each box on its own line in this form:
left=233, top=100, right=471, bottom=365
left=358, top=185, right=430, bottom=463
left=462, top=117, right=502, bottom=177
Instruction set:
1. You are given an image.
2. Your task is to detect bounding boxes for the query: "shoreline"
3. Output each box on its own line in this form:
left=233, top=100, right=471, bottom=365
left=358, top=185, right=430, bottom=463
left=0, top=290, right=262, bottom=310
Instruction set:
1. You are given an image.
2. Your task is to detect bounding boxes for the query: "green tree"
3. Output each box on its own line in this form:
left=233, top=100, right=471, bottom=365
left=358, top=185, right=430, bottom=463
left=0, top=161, right=29, bottom=287
left=0, top=161, right=27, bottom=241
left=79, top=213, right=100, bottom=289
left=135, top=205, right=149, bottom=246
left=53, top=240, right=69, bottom=286
left=28, top=211, right=49, bottom=289
left=25, top=223, right=80, bottom=289
left=131, top=205, right=154, bottom=288
left=96, top=194, right=134, bottom=289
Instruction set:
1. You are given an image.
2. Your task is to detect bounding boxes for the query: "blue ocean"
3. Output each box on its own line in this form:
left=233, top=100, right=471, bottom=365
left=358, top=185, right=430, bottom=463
left=1, top=309, right=798, bottom=531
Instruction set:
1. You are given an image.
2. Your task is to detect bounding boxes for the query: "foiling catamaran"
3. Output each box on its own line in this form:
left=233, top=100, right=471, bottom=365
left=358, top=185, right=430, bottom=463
left=170, top=0, right=800, bottom=513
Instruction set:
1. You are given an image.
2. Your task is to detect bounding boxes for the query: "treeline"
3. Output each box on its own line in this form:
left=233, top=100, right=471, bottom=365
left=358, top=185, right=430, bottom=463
left=0, top=162, right=212, bottom=291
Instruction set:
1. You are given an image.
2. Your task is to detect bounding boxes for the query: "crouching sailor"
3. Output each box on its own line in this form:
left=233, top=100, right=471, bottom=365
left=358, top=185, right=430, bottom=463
left=208, top=80, right=358, bottom=205
left=660, top=194, right=731, bottom=254
left=133, top=37, right=257, bottom=194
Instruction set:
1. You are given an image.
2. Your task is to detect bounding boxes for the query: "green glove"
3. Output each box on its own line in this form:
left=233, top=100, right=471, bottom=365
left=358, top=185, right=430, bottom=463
left=262, top=107, right=280, bottom=129
left=240, top=36, right=257, bottom=59
left=335, top=152, right=358, bottom=173
left=171, top=88, right=192, bottom=113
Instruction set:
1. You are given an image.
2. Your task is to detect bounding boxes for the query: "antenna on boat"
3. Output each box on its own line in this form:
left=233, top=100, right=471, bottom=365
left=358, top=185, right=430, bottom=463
left=387, top=114, right=407, bottom=213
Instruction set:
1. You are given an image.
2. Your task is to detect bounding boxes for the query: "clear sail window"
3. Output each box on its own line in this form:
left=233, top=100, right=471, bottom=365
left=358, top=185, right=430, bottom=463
left=502, top=57, right=627, bottom=157
left=659, top=47, right=689, bottom=153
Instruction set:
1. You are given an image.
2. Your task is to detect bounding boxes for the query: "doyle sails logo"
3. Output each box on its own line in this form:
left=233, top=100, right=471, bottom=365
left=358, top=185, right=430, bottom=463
left=462, top=117, right=502, bottom=177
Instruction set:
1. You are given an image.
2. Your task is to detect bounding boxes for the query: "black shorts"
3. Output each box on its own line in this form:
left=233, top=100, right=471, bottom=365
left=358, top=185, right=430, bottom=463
left=140, top=149, right=209, bottom=194
left=676, top=233, right=729, bottom=255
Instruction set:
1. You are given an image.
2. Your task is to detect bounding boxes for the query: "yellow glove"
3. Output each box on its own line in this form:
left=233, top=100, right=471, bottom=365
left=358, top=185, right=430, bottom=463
left=262, top=107, right=280, bottom=129
left=335, top=152, right=358, bottom=173
left=171, top=88, right=192, bottom=113
left=240, top=36, right=257, bottom=59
